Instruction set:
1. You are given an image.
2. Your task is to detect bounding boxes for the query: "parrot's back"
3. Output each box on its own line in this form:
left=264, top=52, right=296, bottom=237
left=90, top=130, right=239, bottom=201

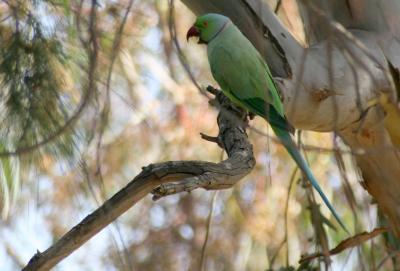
left=207, top=24, right=285, bottom=118
left=204, top=20, right=348, bottom=232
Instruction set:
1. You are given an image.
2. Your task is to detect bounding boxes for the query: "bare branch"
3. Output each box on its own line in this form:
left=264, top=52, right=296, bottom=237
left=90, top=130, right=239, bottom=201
left=22, top=88, right=255, bottom=271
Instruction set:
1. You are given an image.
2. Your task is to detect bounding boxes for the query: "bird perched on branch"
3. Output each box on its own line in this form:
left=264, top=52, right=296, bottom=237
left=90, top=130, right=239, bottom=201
left=187, top=13, right=348, bottom=232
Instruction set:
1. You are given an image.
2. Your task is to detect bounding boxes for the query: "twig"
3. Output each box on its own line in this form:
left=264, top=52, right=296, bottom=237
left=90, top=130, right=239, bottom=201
left=274, top=0, right=282, bottom=13
left=376, top=250, right=400, bottom=270
left=168, top=0, right=209, bottom=98
left=285, top=166, right=298, bottom=266
left=199, top=191, right=218, bottom=271
left=300, top=227, right=388, bottom=264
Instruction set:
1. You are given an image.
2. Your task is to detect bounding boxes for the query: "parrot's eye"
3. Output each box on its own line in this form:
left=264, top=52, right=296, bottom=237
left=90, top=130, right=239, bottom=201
left=203, top=21, right=208, bottom=27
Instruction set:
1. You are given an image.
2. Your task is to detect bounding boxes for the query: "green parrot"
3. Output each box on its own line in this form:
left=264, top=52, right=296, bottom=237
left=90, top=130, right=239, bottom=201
left=187, top=13, right=348, bottom=232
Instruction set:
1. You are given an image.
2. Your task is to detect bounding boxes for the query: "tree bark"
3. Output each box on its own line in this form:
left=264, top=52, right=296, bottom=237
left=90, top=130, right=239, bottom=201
left=182, top=0, right=400, bottom=236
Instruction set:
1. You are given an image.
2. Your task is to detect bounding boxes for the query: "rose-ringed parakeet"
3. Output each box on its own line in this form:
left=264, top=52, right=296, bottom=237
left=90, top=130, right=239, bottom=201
left=187, top=13, right=348, bottom=232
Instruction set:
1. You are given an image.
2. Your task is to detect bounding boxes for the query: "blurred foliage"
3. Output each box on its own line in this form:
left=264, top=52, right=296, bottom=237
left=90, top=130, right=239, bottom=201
left=0, top=0, right=394, bottom=270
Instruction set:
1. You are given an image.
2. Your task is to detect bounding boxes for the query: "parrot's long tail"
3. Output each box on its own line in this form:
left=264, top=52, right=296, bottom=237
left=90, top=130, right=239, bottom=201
left=272, top=126, right=349, bottom=233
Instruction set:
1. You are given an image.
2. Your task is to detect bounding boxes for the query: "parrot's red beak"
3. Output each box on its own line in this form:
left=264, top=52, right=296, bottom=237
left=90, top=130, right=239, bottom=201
left=186, top=26, right=200, bottom=42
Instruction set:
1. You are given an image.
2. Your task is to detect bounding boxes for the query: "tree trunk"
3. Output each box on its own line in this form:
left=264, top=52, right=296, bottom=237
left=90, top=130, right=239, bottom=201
left=182, top=0, right=400, bottom=236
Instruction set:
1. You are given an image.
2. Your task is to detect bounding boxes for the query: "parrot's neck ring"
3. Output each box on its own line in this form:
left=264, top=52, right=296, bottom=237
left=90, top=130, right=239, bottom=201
left=207, top=20, right=232, bottom=43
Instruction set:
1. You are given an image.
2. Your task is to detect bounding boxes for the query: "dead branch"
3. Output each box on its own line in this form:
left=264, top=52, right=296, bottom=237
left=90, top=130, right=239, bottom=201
left=22, top=87, right=255, bottom=271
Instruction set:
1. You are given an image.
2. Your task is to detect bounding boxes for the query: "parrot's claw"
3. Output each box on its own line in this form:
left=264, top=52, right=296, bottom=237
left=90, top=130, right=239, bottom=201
left=206, top=85, right=219, bottom=95
left=248, top=112, right=256, bottom=120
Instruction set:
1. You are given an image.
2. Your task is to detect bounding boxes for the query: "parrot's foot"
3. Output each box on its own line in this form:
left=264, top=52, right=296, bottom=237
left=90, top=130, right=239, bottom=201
left=151, top=173, right=236, bottom=200
left=206, top=85, right=219, bottom=95
left=205, top=85, right=249, bottom=132
left=150, top=85, right=254, bottom=201
left=248, top=112, right=256, bottom=120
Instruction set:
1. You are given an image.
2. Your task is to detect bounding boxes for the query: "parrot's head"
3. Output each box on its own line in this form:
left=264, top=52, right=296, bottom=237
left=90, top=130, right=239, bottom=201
left=186, top=13, right=230, bottom=44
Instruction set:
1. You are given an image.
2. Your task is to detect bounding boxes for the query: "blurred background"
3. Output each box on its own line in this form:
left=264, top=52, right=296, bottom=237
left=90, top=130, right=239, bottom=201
left=0, top=0, right=387, bottom=270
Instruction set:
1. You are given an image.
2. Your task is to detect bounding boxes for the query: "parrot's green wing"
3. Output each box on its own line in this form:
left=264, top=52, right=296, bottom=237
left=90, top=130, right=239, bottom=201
left=208, top=36, right=348, bottom=233
left=209, top=44, right=293, bottom=133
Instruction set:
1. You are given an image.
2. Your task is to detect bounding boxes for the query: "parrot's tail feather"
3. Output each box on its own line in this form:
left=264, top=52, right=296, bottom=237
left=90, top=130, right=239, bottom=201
left=272, top=126, right=349, bottom=233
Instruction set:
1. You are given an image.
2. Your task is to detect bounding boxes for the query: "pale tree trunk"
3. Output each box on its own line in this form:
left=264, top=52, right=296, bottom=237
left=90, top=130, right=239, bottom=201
left=182, top=0, right=400, bottom=237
